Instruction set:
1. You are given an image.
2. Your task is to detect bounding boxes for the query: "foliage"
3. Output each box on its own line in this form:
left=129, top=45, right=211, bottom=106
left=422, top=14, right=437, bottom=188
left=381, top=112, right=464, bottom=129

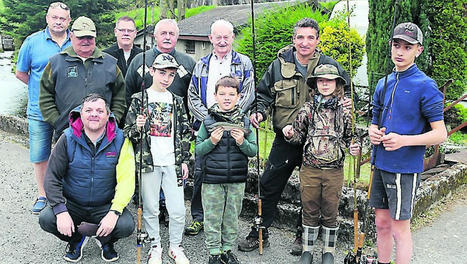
left=0, top=0, right=124, bottom=48
left=444, top=103, right=467, bottom=131
left=319, top=0, right=339, bottom=12
left=448, top=131, right=467, bottom=145
left=236, top=2, right=365, bottom=81
left=367, top=0, right=466, bottom=100
left=319, top=21, right=365, bottom=77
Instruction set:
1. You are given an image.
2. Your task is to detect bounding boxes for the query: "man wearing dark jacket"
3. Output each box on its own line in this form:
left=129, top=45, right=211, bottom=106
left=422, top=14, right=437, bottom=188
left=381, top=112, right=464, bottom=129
left=104, top=16, right=142, bottom=78
left=238, top=18, right=352, bottom=256
left=39, top=16, right=126, bottom=141
left=39, top=94, right=135, bottom=262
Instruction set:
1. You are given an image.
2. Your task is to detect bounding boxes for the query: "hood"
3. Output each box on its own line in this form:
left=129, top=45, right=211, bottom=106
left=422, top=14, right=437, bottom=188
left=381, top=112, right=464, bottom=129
left=68, top=105, right=117, bottom=142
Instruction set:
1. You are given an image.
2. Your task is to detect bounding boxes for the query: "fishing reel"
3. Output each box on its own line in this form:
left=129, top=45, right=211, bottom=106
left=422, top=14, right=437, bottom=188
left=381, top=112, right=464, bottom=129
left=136, top=231, right=149, bottom=246
left=254, top=214, right=264, bottom=233
left=344, top=251, right=377, bottom=264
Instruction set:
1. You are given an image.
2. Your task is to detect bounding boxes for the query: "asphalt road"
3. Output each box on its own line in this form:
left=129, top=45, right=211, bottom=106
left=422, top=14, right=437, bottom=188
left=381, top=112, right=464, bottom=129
left=0, top=130, right=465, bottom=264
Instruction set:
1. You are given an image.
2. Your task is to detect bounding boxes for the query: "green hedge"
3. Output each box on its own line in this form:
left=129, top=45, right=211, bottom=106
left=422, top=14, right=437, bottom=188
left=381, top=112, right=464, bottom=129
left=367, top=0, right=466, bottom=100
left=235, top=2, right=364, bottom=81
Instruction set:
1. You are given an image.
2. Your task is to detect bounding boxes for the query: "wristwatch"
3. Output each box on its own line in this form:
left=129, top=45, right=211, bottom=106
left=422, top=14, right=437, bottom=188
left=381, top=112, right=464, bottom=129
left=110, top=210, right=121, bottom=216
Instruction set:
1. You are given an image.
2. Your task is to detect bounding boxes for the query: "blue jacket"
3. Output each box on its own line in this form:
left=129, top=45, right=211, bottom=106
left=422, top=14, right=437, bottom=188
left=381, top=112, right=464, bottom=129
left=371, top=64, right=444, bottom=173
left=45, top=106, right=127, bottom=215
left=188, top=50, right=255, bottom=130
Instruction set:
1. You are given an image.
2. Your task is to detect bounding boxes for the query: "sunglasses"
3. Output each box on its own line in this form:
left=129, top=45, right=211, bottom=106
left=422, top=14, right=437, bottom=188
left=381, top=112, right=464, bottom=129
left=49, top=2, right=69, bottom=11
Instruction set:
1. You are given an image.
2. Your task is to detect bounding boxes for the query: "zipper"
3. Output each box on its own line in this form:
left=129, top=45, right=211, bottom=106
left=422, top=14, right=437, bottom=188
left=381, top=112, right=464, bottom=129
left=291, top=87, right=295, bottom=105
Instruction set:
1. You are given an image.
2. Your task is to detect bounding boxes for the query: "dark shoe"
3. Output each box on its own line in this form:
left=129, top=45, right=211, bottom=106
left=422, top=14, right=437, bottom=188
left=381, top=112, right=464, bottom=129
left=32, top=196, right=47, bottom=214
left=101, top=242, right=119, bottom=262
left=208, top=254, right=225, bottom=264
left=184, top=221, right=203, bottom=235
left=221, top=250, right=240, bottom=264
left=237, top=235, right=270, bottom=252
left=321, top=252, right=334, bottom=264
left=297, top=251, right=313, bottom=264
left=63, top=236, right=89, bottom=262
left=290, top=236, right=302, bottom=256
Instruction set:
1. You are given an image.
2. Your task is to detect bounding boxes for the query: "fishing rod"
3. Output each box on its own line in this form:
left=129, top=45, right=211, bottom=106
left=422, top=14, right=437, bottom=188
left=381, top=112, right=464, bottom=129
left=136, top=0, right=148, bottom=263
left=344, top=0, right=400, bottom=263
left=250, top=0, right=264, bottom=255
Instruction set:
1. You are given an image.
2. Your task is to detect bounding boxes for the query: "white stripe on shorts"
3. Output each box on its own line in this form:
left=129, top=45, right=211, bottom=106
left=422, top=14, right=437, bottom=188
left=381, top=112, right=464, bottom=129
left=410, top=173, right=417, bottom=216
left=395, top=173, right=401, bottom=220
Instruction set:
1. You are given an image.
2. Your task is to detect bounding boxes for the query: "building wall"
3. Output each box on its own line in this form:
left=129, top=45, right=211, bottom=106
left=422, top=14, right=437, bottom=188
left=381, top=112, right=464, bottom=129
left=176, top=40, right=212, bottom=61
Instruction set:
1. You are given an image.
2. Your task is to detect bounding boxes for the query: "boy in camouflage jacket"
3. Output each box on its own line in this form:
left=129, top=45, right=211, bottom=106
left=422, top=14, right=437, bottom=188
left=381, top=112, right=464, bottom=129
left=124, top=54, right=191, bottom=264
left=283, top=64, right=359, bottom=264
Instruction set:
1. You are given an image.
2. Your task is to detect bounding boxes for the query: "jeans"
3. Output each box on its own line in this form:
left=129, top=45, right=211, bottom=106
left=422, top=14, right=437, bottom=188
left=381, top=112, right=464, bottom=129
left=39, top=200, right=134, bottom=243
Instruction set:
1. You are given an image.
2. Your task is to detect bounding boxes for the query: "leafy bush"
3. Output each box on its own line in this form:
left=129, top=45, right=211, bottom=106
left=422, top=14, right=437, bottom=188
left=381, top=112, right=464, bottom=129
left=236, top=2, right=364, bottom=81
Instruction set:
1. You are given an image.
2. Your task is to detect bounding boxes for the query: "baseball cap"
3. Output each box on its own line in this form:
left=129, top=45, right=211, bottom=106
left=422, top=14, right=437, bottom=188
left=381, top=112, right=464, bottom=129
left=392, top=22, right=423, bottom=45
left=310, top=64, right=345, bottom=83
left=152, top=54, right=179, bottom=69
left=72, top=16, right=96, bottom=38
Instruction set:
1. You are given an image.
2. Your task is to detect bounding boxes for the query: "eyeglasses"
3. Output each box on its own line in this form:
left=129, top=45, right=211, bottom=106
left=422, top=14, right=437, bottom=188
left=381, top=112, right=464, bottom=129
left=117, top=28, right=136, bottom=34
left=49, top=2, right=69, bottom=11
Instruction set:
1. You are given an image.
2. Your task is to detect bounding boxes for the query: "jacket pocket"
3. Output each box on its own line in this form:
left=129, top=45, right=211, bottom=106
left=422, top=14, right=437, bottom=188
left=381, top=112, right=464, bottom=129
left=273, top=79, right=299, bottom=108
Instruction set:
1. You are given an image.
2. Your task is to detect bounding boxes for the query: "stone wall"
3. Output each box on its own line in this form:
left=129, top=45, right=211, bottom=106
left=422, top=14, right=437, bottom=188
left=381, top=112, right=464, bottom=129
left=2, top=113, right=465, bottom=245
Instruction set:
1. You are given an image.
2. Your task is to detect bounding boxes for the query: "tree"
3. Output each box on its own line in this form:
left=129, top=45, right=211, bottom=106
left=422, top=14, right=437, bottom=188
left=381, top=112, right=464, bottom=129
left=1, top=0, right=124, bottom=48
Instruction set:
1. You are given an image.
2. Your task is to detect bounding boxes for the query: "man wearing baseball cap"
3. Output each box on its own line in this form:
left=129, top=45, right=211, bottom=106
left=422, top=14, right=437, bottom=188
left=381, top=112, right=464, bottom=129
left=368, top=22, right=447, bottom=264
left=40, top=16, right=126, bottom=143
left=124, top=53, right=192, bottom=264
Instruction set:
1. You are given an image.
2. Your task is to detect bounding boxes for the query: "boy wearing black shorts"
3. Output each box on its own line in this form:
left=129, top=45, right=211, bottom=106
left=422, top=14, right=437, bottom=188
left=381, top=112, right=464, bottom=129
left=368, top=22, right=447, bottom=264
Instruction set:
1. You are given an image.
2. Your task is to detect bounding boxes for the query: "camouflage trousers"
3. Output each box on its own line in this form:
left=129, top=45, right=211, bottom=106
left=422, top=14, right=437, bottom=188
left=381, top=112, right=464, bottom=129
left=201, top=182, right=246, bottom=255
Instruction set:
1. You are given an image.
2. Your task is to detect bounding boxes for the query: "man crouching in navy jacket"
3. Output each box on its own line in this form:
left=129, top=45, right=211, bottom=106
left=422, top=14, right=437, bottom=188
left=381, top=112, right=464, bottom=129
left=39, top=93, right=135, bottom=263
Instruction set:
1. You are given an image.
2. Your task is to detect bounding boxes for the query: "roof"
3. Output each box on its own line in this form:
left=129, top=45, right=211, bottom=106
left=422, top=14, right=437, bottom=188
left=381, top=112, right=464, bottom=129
left=178, top=1, right=305, bottom=38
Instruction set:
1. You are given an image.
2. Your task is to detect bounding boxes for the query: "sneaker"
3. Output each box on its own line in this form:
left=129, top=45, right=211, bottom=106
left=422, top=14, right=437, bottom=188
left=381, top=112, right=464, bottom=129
left=63, top=236, right=89, bottom=262
left=101, top=242, right=119, bottom=262
left=184, top=221, right=203, bottom=236
left=169, top=245, right=190, bottom=264
left=32, top=196, right=47, bottom=214
left=147, top=245, right=163, bottom=264
left=208, top=254, right=224, bottom=264
left=290, top=236, right=302, bottom=256
left=237, top=235, right=269, bottom=252
left=221, top=250, right=240, bottom=264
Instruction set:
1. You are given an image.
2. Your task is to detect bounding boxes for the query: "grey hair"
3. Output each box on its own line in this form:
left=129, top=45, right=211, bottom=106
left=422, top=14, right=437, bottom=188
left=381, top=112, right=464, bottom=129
left=154, top=19, right=179, bottom=37
left=293, top=18, right=320, bottom=38
left=210, top=19, right=234, bottom=35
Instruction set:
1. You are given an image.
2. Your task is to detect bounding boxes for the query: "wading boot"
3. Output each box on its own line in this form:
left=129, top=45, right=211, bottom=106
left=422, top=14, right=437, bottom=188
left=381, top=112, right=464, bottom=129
left=321, top=226, right=338, bottom=264
left=297, top=225, right=319, bottom=264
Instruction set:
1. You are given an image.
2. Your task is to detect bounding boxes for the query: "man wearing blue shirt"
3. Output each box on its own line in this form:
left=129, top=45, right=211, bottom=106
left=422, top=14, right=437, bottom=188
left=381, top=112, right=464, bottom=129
left=16, top=2, right=71, bottom=214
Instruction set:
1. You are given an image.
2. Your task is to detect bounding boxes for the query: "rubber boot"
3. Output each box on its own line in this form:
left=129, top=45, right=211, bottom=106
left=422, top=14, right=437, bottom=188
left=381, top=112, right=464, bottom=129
left=297, top=225, right=319, bottom=264
left=321, top=226, right=338, bottom=264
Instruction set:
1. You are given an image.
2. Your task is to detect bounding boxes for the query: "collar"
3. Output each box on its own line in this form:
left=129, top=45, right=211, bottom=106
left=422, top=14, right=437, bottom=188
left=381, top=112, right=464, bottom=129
left=45, top=27, right=71, bottom=41
left=212, top=50, right=232, bottom=62
left=63, top=46, right=104, bottom=60
left=393, top=63, right=418, bottom=77
left=153, top=46, right=176, bottom=56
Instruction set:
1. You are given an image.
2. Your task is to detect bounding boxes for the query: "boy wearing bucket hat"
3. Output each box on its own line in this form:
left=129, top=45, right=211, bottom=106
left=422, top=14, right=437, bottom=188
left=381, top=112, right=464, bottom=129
left=283, top=64, right=360, bottom=264
left=368, top=22, right=447, bottom=264
left=124, top=54, right=191, bottom=264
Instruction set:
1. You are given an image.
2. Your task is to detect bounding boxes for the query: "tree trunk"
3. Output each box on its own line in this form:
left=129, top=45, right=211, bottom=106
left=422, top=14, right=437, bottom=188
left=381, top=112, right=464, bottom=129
left=160, top=0, right=168, bottom=19
left=177, top=0, right=186, bottom=21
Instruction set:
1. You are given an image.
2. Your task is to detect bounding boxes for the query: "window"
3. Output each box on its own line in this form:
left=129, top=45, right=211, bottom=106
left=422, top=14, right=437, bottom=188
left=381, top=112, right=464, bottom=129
left=185, top=40, right=195, bottom=54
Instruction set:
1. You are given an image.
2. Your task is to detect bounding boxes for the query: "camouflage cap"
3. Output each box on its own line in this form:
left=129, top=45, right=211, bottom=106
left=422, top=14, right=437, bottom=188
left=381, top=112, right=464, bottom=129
left=311, top=64, right=345, bottom=83
left=393, top=22, right=423, bottom=45
left=152, top=54, right=179, bottom=69
left=72, top=16, right=96, bottom=38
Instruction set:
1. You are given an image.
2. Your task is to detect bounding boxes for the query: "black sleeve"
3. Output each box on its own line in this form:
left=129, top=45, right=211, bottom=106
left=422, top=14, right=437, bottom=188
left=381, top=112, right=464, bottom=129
left=44, top=133, right=69, bottom=209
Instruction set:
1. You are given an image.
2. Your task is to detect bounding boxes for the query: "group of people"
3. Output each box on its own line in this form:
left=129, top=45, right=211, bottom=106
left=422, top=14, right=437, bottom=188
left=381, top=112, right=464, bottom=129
left=16, top=2, right=447, bottom=264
